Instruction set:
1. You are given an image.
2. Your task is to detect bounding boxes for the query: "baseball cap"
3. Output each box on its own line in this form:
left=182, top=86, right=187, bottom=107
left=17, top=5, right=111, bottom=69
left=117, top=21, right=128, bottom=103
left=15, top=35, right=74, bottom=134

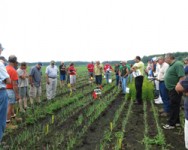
left=152, top=57, right=158, bottom=62
left=37, top=62, right=43, bottom=66
left=0, top=43, right=4, bottom=50
left=8, top=55, right=18, bottom=63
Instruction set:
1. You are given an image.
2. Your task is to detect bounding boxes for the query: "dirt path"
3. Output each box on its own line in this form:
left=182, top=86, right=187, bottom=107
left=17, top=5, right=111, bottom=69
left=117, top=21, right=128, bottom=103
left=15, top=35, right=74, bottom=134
left=75, top=94, right=125, bottom=150
left=122, top=102, right=145, bottom=150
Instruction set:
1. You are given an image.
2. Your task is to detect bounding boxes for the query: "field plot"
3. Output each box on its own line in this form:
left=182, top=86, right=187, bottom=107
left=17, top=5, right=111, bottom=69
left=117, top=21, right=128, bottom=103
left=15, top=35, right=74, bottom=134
left=1, top=68, right=186, bottom=150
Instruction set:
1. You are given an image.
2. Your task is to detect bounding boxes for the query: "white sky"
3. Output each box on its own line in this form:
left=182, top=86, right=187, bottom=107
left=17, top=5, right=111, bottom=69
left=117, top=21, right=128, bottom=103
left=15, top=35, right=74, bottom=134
left=0, top=0, right=188, bottom=63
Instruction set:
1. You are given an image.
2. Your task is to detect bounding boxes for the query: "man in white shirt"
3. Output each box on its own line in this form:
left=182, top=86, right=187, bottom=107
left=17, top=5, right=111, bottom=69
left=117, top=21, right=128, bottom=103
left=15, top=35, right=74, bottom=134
left=156, top=56, right=170, bottom=117
left=46, top=60, right=58, bottom=100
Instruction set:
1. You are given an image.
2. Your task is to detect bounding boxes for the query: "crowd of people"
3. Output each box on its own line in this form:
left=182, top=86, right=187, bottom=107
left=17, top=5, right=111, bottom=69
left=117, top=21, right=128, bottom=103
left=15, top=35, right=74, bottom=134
left=0, top=42, right=188, bottom=149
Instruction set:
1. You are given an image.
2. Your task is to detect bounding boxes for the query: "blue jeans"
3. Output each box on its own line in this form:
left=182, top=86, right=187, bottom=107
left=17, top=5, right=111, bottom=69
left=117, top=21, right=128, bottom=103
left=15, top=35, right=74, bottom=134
left=105, top=72, right=111, bottom=84
left=159, top=81, right=170, bottom=113
left=0, top=89, right=8, bottom=141
left=116, top=75, right=119, bottom=86
left=121, top=76, right=127, bottom=94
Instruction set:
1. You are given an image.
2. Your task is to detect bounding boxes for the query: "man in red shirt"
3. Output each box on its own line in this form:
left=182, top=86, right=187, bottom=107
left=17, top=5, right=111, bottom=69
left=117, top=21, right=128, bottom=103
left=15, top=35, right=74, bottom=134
left=104, top=62, right=113, bottom=84
left=87, top=61, right=94, bottom=80
left=6, top=55, right=21, bottom=129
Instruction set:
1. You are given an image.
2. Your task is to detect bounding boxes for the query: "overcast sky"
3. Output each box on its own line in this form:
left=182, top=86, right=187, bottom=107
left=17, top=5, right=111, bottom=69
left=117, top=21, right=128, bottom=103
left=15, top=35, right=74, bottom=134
left=0, top=0, right=188, bottom=63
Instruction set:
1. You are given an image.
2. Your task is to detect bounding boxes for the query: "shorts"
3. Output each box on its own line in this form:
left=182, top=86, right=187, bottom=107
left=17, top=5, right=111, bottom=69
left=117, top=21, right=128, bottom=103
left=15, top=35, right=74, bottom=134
left=60, top=74, right=66, bottom=81
left=88, top=72, right=94, bottom=77
left=29, top=85, right=42, bottom=98
left=19, top=87, right=28, bottom=99
left=70, top=75, right=76, bottom=84
left=6, top=89, right=16, bottom=104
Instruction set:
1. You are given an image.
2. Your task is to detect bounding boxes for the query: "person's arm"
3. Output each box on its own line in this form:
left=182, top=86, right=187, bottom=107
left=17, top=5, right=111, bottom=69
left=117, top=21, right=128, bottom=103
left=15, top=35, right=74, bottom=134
left=12, top=80, right=19, bottom=101
left=4, top=77, right=11, bottom=84
left=175, top=77, right=188, bottom=95
left=29, top=75, right=34, bottom=87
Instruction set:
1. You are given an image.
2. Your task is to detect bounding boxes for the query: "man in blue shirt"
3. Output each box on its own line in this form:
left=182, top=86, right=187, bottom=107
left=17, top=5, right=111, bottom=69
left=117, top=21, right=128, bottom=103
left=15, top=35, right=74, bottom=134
left=0, top=44, right=11, bottom=141
left=29, top=62, right=43, bottom=105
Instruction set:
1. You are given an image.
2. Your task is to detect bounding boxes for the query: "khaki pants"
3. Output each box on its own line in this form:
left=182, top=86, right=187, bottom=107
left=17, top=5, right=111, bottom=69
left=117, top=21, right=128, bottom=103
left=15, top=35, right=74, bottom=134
left=46, top=78, right=57, bottom=100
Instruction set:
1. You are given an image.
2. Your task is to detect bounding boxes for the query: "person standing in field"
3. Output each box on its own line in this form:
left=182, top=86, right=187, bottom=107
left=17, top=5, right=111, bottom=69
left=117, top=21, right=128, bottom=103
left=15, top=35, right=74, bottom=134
left=156, top=56, right=170, bottom=117
left=87, top=61, right=94, bottom=81
left=46, top=60, right=58, bottom=100
left=68, top=63, right=77, bottom=91
left=59, top=61, right=67, bottom=87
left=114, top=63, right=120, bottom=86
left=104, top=62, right=113, bottom=84
left=119, top=61, right=129, bottom=95
left=17, top=62, right=29, bottom=112
left=6, top=55, right=21, bottom=129
left=29, top=62, right=43, bottom=105
left=163, top=53, right=185, bottom=129
left=175, top=75, right=188, bottom=149
left=0, top=44, right=11, bottom=141
left=94, top=61, right=103, bottom=88
left=132, top=56, right=144, bottom=105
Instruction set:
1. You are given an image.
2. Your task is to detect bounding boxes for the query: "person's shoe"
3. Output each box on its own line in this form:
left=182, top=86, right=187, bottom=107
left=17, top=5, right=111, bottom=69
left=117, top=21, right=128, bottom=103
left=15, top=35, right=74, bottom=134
left=158, top=108, right=164, bottom=113
left=20, top=108, right=25, bottom=113
left=175, top=123, right=181, bottom=127
left=14, top=117, right=23, bottom=123
left=134, top=101, right=142, bottom=105
left=24, top=106, right=30, bottom=110
left=6, top=123, right=18, bottom=129
left=11, top=114, right=16, bottom=118
left=160, top=112, right=168, bottom=117
left=163, top=124, right=175, bottom=129
left=154, top=98, right=163, bottom=104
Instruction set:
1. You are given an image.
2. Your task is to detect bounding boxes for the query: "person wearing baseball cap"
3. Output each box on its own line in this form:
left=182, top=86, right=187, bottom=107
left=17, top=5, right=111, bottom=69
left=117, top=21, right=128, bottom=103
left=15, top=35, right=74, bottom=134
left=6, top=55, right=21, bottom=129
left=29, top=62, right=43, bottom=106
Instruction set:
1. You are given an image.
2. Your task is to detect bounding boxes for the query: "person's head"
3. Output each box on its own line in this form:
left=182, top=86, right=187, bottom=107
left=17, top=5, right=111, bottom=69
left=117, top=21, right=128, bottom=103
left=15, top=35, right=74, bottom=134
left=165, top=53, right=175, bottom=64
left=61, top=61, right=64, bottom=65
left=36, top=62, right=42, bottom=69
left=152, top=57, right=158, bottom=64
left=0, top=56, right=6, bottom=64
left=50, top=60, right=55, bottom=66
left=91, top=61, right=93, bottom=64
left=20, top=62, right=27, bottom=70
left=96, top=61, right=100, bottom=65
left=135, top=56, right=141, bottom=63
left=122, top=61, right=126, bottom=66
left=183, top=57, right=188, bottom=65
left=70, top=62, right=74, bottom=66
left=0, top=43, right=4, bottom=55
left=157, top=56, right=165, bottom=65
left=8, top=55, right=18, bottom=67
left=115, top=63, right=119, bottom=67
